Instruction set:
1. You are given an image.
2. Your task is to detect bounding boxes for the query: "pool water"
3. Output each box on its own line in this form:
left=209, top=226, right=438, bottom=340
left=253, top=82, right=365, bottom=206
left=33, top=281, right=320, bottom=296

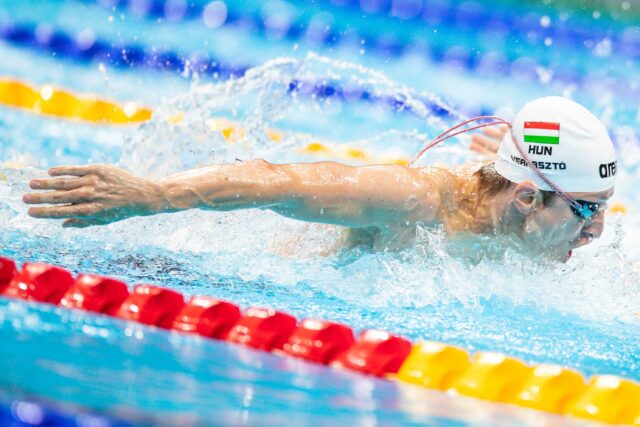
left=1, top=0, right=640, bottom=425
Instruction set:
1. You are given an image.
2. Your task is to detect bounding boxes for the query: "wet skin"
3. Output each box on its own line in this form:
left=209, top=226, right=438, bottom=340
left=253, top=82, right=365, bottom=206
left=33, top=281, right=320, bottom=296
left=22, top=128, right=613, bottom=261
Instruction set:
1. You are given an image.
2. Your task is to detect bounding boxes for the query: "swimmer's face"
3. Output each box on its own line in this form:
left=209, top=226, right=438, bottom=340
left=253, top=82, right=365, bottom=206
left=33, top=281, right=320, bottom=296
left=513, top=183, right=614, bottom=261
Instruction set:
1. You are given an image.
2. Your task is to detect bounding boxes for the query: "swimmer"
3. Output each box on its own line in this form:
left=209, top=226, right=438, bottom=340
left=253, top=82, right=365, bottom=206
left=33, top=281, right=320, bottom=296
left=23, top=97, right=617, bottom=262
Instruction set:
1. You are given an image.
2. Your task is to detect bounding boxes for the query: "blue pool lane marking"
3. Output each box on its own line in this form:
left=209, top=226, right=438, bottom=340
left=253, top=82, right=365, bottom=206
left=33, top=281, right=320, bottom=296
left=0, top=398, right=137, bottom=427
left=0, top=19, right=465, bottom=119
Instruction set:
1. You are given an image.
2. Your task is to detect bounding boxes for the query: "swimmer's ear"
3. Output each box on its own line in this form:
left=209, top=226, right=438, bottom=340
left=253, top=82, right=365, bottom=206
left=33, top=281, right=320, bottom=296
left=512, top=181, right=543, bottom=215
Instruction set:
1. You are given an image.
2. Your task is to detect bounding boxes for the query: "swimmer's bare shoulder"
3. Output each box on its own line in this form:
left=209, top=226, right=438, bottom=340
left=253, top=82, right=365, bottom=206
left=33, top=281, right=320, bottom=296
left=23, top=160, right=448, bottom=230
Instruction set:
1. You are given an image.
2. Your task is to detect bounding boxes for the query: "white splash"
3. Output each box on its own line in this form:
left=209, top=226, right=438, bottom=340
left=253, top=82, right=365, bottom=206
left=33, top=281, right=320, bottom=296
left=1, top=55, right=640, bottom=329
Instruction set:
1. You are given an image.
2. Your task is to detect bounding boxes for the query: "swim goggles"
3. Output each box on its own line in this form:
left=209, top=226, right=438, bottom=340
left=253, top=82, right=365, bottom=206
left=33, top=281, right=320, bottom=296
left=409, top=116, right=599, bottom=221
left=570, top=200, right=604, bottom=220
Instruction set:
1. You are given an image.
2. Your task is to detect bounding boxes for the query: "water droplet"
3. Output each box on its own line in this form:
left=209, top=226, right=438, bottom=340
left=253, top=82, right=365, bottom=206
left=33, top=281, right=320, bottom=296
left=540, top=15, right=551, bottom=28
left=593, top=38, right=612, bottom=58
left=76, top=28, right=96, bottom=51
left=203, top=1, right=227, bottom=28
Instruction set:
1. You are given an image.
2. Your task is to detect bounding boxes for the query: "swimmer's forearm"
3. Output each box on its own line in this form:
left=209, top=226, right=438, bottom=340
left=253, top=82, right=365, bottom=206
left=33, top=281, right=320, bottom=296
left=156, top=160, right=441, bottom=228
left=156, top=159, right=289, bottom=213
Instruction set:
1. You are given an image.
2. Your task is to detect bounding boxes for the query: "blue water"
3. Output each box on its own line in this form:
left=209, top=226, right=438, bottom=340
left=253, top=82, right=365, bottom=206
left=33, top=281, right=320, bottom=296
left=0, top=299, right=601, bottom=427
left=1, top=0, right=640, bottom=425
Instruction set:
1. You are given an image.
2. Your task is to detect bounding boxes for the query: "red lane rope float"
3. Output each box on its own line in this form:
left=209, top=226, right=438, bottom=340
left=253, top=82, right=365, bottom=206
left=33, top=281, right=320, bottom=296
left=116, top=285, right=185, bottom=329
left=3, top=263, right=74, bottom=304
left=61, top=274, right=130, bottom=316
left=173, top=296, right=241, bottom=339
left=0, top=257, right=17, bottom=292
left=226, top=307, right=298, bottom=351
left=277, top=319, right=356, bottom=364
left=331, top=330, right=412, bottom=377
left=1, top=256, right=640, bottom=425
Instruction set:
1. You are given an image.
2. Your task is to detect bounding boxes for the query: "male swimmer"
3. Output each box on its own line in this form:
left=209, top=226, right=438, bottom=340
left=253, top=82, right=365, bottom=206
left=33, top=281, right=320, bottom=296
left=23, top=96, right=617, bottom=262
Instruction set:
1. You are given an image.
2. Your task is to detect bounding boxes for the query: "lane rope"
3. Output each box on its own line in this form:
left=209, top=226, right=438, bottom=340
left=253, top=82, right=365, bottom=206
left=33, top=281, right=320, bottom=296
left=0, top=257, right=639, bottom=425
left=0, top=77, right=152, bottom=124
left=0, top=18, right=462, bottom=118
left=0, top=397, right=133, bottom=426
left=78, top=0, right=634, bottom=88
left=0, top=77, right=412, bottom=164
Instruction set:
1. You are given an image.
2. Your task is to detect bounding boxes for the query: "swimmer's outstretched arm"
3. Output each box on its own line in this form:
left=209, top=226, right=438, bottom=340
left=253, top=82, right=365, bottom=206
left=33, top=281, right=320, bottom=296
left=23, top=160, right=442, bottom=228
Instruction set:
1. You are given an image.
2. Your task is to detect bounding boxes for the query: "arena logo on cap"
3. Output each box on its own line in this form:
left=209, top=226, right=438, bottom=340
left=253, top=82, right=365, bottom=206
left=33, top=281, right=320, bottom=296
left=599, top=161, right=617, bottom=178
left=523, top=121, right=560, bottom=145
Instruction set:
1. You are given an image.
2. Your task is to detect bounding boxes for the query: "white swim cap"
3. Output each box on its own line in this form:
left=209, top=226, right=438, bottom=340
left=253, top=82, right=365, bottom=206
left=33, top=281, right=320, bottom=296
left=495, top=96, right=617, bottom=193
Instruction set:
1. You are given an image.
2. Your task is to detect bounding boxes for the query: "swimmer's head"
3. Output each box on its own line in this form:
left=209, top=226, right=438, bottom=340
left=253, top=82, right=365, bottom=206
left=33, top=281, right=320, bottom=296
left=491, top=97, right=617, bottom=260
left=495, top=96, right=617, bottom=192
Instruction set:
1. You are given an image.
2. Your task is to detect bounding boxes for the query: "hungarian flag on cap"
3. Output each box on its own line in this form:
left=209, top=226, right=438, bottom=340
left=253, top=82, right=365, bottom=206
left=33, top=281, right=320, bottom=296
left=523, top=121, right=560, bottom=145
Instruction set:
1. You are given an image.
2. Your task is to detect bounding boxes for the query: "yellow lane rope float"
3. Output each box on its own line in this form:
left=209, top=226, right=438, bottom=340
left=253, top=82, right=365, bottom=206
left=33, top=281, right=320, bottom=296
left=0, top=78, right=152, bottom=124
left=199, top=116, right=411, bottom=165
left=0, top=77, right=409, bottom=164
left=0, top=77, right=630, bottom=214
left=396, top=342, right=640, bottom=425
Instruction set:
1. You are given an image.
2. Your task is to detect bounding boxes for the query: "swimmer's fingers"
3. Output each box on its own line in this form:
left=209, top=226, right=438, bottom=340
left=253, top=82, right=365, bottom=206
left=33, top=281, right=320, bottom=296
left=27, top=203, right=101, bottom=219
left=470, top=134, right=500, bottom=157
left=23, top=189, right=93, bottom=205
left=29, top=176, right=91, bottom=191
left=48, top=165, right=100, bottom=177
left=482, top=124, right=508, bottom=140
left=469, top=144, right=497, bottom=158
left=472, top=133, right=500, bottom=151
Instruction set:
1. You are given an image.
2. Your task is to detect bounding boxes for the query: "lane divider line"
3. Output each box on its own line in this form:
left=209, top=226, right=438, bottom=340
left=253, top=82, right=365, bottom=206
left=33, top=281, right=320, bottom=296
left=0, top=18, right=462, bottom=118
left=1, top=257, right=639, bottom=425
left=0, top=78, right=152, bottom=124
left=78, top=0, right=619, bottom=89
left=0, top=77, right=413, bottom=164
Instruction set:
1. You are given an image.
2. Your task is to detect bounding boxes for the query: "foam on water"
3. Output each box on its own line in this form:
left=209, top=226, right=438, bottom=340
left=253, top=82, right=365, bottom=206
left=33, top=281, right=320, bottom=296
left=2, top=56, right=640, bottom=382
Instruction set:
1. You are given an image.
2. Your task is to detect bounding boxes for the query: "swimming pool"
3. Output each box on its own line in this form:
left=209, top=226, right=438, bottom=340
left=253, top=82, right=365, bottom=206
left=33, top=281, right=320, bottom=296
left=1, top=0, right=640, bottom=425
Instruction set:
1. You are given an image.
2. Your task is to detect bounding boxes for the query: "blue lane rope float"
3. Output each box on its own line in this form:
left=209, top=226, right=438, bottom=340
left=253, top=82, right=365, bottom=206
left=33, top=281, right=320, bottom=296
left=75, top=0, right=638, bottom=92
left=309, top=0, right=633, bottom=56
left=21, top=0, right=591, bottom=89
left=0, top=18, right=248, bottom=77
left=0, top=18, right=465, bottom=119
left=81, top=0, right=632, bottom=59
left=0, top=398, right=135, bottom=427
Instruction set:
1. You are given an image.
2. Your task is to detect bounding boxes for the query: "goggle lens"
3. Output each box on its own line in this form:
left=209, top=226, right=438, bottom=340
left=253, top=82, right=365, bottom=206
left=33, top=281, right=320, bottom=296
left=570, top=200, right=603, bottom=220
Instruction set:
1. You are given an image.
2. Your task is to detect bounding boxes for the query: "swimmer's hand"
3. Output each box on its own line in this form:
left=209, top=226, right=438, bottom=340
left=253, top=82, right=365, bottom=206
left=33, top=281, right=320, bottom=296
left=23, top=165, right=169, bottom=228
left=470, top=125, right=508, bottom=159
